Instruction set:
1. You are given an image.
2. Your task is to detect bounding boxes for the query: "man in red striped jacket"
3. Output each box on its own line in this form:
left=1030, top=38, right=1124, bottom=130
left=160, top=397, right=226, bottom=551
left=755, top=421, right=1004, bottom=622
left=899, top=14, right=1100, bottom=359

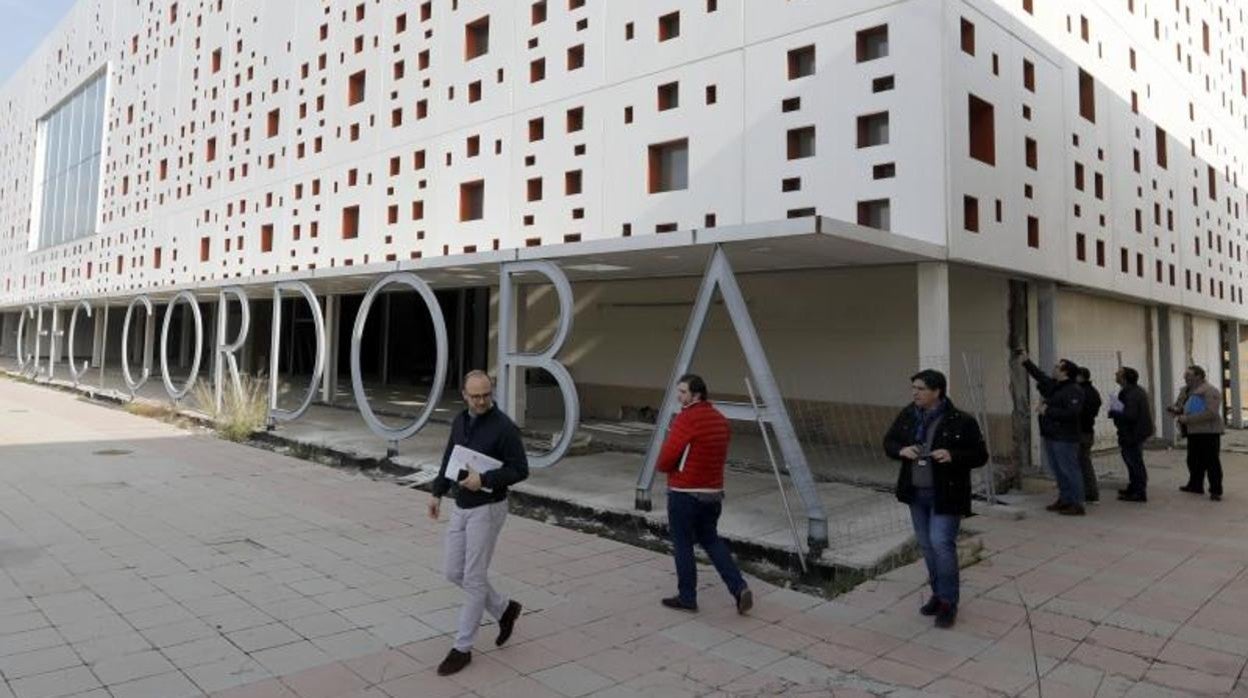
left=656, top=374, right=753, bottom=614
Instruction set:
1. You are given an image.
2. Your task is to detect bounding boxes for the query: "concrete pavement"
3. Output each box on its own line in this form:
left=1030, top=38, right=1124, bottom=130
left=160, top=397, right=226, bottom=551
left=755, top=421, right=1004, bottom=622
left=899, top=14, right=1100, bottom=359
left=0, top=377, right=1247, bottom=696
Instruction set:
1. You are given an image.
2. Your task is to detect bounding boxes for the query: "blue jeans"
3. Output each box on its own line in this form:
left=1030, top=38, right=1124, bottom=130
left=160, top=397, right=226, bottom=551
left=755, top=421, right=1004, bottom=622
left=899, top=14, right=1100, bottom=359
left=667, top=491, right=747, bottom=605
left=1043, top=438, right=1084, bottom=505
left=908, top=488, right=961, bottom=607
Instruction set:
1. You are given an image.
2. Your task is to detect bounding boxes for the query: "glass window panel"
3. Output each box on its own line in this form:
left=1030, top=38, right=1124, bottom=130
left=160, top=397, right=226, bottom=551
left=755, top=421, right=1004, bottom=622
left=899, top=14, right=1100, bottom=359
left=87, top=155, right=101, bottom=233
left=35, top=72, right=106, bottom=248
left=39, top=177, right=53, bottom=247
left=77, top=158, right=94, bottom=236
left=64, top=167, right=78, bottom=240
left=47, top=171, right=62, bottom=245
left=80, top=155, right=98, bottom=237
left=66, top=93, right=81, bottom=170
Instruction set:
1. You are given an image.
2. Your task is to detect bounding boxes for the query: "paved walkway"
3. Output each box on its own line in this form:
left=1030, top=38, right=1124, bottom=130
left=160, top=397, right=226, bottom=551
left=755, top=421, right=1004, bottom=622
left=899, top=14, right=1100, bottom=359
left=0, top=378, right=1246, bottom=697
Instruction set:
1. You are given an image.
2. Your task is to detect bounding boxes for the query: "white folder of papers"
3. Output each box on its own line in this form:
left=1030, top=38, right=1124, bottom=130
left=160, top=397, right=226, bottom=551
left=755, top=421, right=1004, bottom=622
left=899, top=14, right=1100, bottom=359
left=445, top=444, right=503, bottom=492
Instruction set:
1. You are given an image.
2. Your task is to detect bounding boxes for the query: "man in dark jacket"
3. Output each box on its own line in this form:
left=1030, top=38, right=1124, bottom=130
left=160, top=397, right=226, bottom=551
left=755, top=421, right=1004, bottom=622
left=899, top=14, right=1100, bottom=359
left=1075, top=367, right=1102, bottom=502
left=884, top=369, right=988, bottom=629
left=1109, top=366, right=1153, bottom=501
left=1019, top=351, right=1087, bottom=515
left=428, top=370, right=529, bottom=676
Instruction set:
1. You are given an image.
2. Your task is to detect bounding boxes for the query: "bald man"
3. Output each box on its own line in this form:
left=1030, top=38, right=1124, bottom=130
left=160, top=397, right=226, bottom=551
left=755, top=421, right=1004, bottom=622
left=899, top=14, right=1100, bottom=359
left=429, top=370, right=529, bottom=676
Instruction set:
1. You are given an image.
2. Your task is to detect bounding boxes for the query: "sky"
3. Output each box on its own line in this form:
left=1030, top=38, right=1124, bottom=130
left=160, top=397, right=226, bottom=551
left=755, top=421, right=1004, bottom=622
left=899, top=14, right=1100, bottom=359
left=0, top=0, right=79, bottom=86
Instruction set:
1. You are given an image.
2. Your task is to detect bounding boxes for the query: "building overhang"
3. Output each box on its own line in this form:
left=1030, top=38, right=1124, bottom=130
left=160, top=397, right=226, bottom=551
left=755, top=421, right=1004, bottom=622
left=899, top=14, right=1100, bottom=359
left=1, top=217, right=947, bottom=309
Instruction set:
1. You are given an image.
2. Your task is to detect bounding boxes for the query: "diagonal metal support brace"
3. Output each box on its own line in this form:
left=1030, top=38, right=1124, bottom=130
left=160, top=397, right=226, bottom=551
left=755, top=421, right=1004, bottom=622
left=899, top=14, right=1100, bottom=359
left=634, top=245, right=829, bottom=554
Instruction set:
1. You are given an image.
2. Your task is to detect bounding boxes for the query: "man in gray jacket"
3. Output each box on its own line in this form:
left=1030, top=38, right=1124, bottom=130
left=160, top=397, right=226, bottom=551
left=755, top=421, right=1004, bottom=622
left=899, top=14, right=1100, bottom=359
left=1167, top=365, right=1224, bottom=501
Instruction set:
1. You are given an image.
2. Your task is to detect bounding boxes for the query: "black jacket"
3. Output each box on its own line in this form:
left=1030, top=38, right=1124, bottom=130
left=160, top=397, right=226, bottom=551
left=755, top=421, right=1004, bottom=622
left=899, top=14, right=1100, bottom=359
left=1079, top=382, right=1102, bottom=435
left=884, top=399, right=989, bottom=516
left=1022, top=360, right=1084, bottom=442
left=1110, top=383, right=1154, bottom=445
left=432, top=407, right=529, bottom=509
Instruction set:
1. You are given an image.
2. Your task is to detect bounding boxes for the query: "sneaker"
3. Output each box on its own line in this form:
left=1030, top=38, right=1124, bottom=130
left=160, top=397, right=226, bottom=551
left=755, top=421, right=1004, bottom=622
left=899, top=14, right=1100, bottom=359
left=735, top=588, right=753, bottom=615
left=437, top=648, right=472, bottom=676
left=934, top=601, right=957, bottom=629
left=1180, top=485, right=1205, bottom=494
left=1211, top=493, right=1223, bottom=501
left=920, top=596, right=941, bottom=616
left=1119, top=491, right=1147, bottom=502
left=661, top=596, right=698, bottom=612
left=1045, top=499, right=1066, bottom=512
left=1058, top=504, right=1086, bottom=516
left=496, top=600, right=521, bottom=647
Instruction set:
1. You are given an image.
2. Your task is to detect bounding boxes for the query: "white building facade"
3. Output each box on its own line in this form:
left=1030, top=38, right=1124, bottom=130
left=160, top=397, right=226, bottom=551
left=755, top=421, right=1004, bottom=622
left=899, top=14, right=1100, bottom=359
left=0, top=0, right=1245, bottom=482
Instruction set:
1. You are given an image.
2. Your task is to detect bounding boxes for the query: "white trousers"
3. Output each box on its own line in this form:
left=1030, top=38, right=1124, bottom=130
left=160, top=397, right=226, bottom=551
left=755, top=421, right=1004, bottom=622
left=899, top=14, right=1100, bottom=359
left=444, top=500, right=509, bottom=651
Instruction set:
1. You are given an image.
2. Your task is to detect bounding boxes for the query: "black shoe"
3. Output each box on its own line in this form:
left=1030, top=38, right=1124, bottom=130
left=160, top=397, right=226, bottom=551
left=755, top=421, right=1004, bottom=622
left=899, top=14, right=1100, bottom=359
left=1058, top=504, right=1086, bottom=516
left=1045, top=499, right=1067, bottom=512
left=735, top=588, right=753, bottom=615
left=1211, top=493, right=1222, bottom=501
left=437, top=648, right=472, bottom=676
left=1119, top=491, right=1147, bottom=502
left=1118, top=488, right=1132, bottom=497
left=934, top=601, right=957, bottom=629
left=1085, top=493, right=1100, bottom=503
left=920, top=596, right=941, bottom=616
left=661, top=596, right=698, bottom=612
left=496, top=600, right=521, bottom=647
left=1180, top=485, right=1205, bottom=494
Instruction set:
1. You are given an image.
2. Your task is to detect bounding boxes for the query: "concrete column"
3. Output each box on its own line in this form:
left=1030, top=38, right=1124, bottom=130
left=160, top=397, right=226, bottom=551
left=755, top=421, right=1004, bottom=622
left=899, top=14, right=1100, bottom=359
left=236, top=301, right=254, bottom=376
left=1230, top=322, right=1243, bottom=429
left=504, top=284, right=528, bottom=427
left=98, top=306, right=110, bottom=389
left=1035, top=280, right=1057, bottom=370
left=916, top=262, right=951, bottom=376
left=178, top=307, right=193, bottom=369
left=91, top=308, right=105, bottom=367
left=1158, top=305, right=1176, bottom=441
left=379, top=293, right=391, bottom=386
left=321, top=294, right=340, bottom=405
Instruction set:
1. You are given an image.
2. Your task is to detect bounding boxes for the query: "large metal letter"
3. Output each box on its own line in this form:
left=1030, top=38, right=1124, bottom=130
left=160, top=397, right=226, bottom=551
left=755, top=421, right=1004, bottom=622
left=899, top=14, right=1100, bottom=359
left=350, top=273, right=448, bottom=450
left=634, top=245, right=829, bottom=553
left=15, top=305, right=34, bottom=375
left=270, top=281, right=326, bottom=423
left=121, top=296, right=154, bottom=395
left=496, top=260, right=579, bottom=468
left=67, top=300, right=93, bottom=387
left=214, top=287, right=251, bottom=412
left=160, top=291, right=204, bottom=402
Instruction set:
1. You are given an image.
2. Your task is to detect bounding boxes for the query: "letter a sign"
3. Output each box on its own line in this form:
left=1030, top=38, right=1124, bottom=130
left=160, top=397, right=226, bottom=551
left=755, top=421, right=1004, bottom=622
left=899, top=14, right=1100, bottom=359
left=635, top=245, right=828, bottom=552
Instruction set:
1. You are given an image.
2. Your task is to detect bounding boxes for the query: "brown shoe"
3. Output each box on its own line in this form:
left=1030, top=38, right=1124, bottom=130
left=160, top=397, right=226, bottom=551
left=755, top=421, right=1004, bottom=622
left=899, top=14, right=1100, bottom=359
left=1045, top=499, right=1066, bottom=512
left=1058, top=504, right=1086, bottom=516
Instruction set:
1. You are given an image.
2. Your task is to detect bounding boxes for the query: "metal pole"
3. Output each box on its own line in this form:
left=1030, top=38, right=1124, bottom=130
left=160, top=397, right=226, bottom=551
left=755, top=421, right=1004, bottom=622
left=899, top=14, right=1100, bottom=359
left=745, top=377, right=807, bottom=573
left=962, top=352, right=996, bottom=505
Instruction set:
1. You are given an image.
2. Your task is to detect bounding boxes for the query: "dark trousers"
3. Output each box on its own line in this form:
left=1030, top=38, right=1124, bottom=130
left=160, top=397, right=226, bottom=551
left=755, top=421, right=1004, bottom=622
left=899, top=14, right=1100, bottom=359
left=1185, top=434, right=1223, bottom=496
left=667, top=491, right=747, bottom=605
left=1078, top=433, right=1100, bottom=500
left=1119, top=441, right=1148, bottom=495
